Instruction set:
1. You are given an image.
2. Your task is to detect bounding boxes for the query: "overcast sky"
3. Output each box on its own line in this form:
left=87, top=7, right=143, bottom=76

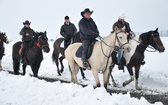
left=0, top=0, right=168, bottom=41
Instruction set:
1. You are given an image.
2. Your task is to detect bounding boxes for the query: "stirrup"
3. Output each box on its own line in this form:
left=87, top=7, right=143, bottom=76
left=83, top=61, right=89, bottom=67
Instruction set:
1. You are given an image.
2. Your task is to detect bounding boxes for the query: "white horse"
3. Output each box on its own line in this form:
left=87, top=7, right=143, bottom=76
left=65, top=27, right=131, bottom=89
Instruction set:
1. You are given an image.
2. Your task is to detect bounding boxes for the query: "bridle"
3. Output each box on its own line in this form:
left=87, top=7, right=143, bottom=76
left=0, top=33, right=8, bottom=43
left=99, top=31, right=129, bottom=58
left=98, top=31, right=129, bottom=73
left=133, top=32, right=160, bottom=52
left=37, top=35, right=49, bottom=49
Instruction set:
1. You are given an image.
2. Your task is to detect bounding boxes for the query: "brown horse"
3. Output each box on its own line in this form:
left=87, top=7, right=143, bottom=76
left=52, top=32, right=86, bottom=79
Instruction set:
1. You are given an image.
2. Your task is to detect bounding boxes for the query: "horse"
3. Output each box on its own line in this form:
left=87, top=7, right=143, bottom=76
left=52, top=32, right=86, bottom=79
left=110, top=28, right=165, bottom=90
left=12, top=31, right=50, bottom=77
left=0, top=32, right=9, bottom=70
left=65, top=27, right=131, bottom=89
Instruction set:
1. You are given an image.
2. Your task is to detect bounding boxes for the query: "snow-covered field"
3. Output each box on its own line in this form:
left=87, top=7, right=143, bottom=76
left=0, top=37, right=168, bottom=105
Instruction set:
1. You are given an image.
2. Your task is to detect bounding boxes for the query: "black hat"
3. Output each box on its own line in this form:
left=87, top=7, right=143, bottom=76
left=81, top=8, right=93, bottom=17
left=23, top=20, right=31, bottom=25
left=65, top=16, right=69, bottom=19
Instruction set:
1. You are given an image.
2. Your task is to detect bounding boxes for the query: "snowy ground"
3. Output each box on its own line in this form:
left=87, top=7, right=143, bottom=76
left=0, top=37, right=168, bottom=105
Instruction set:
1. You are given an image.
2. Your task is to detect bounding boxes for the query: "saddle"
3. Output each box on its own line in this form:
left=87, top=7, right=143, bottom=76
left=19, top=43, right=40, bottom=55
left=19, top=44, right=23, bottom=55
left=76, top=41, right=97, bottom=59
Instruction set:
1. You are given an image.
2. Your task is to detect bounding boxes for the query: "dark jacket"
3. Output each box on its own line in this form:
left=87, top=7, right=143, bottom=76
left=113, top=20, right=132, bottom=33
left=19, top=27, right=35, bottom=42
left=60, top=22, right=77, bottom=39
left=79, top=17, right=99, bottom=40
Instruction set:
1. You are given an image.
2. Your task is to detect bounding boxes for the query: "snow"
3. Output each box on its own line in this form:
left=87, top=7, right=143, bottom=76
left=0, top=37, right=168, bottom=105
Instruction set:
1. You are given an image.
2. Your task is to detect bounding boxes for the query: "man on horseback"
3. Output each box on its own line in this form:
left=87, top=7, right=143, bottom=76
left=113, top=13, right=133, bottom=40
left=79, top=8, right=99, bottom=67
left=112, top=13, right=145, bottom=70
left=112, top=13, right=133, bottom=70
left=19, top=20, right=35, bottom=63
left=60, top=16, right=77, bottom=49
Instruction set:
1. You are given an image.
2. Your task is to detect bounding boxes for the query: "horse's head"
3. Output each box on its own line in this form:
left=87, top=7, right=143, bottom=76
left=148, top=28, right=165, bottom=52
left=114, top=26, right=131, bottom=53
left=0, top=32, right=9, bottom=44
left=36, top=31, right=50, bottom=53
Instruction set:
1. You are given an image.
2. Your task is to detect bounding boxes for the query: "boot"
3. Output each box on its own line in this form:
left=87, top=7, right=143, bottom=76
left=118, top=63, right=124, bottom=70
left=82, top=54, right=89, bottom=67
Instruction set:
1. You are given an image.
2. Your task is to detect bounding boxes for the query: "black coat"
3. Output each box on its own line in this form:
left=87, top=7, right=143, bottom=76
left=113, top=20, right=132, bottom=33
left=60, top=22, right=77, bottom=39
left=79, top=17, right=99, bottom=40
left=19, top=27, right=35, bottom=42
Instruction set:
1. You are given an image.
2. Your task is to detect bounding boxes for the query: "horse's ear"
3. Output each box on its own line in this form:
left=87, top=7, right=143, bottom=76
left=155, top=28, right=158, bottom=32
left=44, top=31, right=47, bottom=35
left=122, top=26, right=126, bottom=31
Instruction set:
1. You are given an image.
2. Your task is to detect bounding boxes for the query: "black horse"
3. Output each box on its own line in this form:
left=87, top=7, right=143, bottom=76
left=0, top=32, right=9, bottom=70
left=110, top=28, right=165, bottom=90
left=52, top=32, right=86, bottom=79
left=12, top=31, right=50, bottom=77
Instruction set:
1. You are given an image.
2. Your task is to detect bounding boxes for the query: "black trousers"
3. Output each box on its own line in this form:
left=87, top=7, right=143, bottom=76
left=64, top=37, right=72, bottom=49
left=21, top=41, right=33, bottom=58
left=82, top=40, right=92, bottom=62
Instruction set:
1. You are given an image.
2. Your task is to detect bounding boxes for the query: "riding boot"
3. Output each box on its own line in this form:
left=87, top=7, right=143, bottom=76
left=82, top=53, right=89, bottom=67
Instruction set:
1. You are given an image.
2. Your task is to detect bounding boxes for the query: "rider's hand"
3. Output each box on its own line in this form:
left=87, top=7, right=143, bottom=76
left=129, top=31, right=133, bottom=35
left=126, top=32, right=129, bottom=36
left=26, top=33, right=29, bottom=36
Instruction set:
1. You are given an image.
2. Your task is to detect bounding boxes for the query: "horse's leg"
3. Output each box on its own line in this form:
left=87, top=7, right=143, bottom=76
left=69, top=62, right=79, bottom=83
left=13, top=59, right=20, bottom=75
left=92, top=70, right=100, bottom=87
left=109, top=64, right=117, bottom=87
left=22, top=64, right=27, bottom=75
left=103, top=68, right=111, bottom=89
left=0, top=60, right=2, bottom=70
left=80, top=67, right=86, bottom=80
left=123, top=65, right=134, bottom=87
left=135, top=64, right=141, bottom=90
left=31, top=64, right=40, bottom=77
left=59, top=56, right=64, bottom=73
left=52, top=49, right=61, bottom=76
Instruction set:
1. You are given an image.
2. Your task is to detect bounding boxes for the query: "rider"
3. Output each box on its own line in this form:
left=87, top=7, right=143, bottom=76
left=112, top=13, right=145, bottom=70
left=79, top=8, right=99, bottom=67
left=60, top=16, right=77, bottom=49
left=19, top=20, right=35, bottom=63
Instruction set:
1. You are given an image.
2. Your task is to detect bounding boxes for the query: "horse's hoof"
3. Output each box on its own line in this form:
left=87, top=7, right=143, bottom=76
left=136, top=86, right=142, bottom=90
left=113, top=83, right=117, bottom=87
left=122, top=82, right=127, bottom=87
left=60, top=70, right=63, bottom=73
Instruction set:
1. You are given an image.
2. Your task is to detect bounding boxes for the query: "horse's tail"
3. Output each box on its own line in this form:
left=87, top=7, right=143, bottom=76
left=52, top=47, right=58, bottom=63
left=12, top=41, right=22, bottom=74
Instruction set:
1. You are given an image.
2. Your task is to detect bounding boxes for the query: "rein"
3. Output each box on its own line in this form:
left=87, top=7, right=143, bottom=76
left=29, top=35, right=49, bottom=49
left=132, top=36, right=157, bottom=52
left=98, top=31, right=129, bottom=73
left=98, top=31, right=129, bottom=57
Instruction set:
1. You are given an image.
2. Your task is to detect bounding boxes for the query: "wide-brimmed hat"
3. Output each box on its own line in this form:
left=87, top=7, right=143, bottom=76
left=118, top=13, right=126, bottom=19
left=81, top=8, right=93, bottom=17
left=23, top=20, right=31, bottom=25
